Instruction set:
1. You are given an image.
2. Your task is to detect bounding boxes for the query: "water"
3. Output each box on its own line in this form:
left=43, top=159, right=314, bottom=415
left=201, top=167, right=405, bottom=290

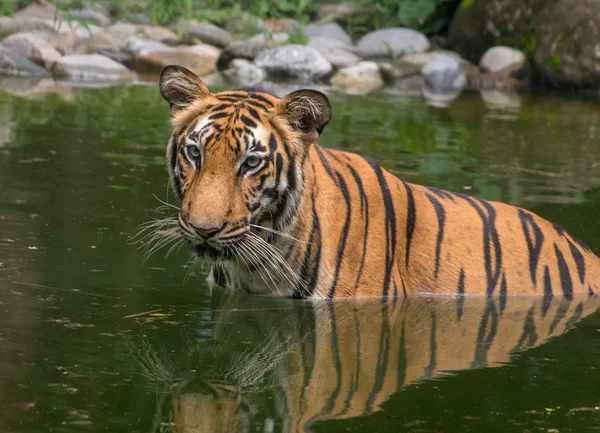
left=1, top=81, right=600, bottom=432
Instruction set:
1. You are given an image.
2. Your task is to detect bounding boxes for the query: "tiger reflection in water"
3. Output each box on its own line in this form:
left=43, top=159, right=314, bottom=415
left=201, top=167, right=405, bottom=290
left=136, top=293, right=600, bottom=433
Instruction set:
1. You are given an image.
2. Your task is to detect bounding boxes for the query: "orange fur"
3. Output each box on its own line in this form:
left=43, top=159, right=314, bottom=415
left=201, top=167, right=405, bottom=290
left=158, top=65, right=600, bottom=299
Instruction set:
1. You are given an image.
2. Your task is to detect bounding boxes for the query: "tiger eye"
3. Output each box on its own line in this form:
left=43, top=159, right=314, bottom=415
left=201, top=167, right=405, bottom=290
left=188, top=146, right=201, bottom=159
left=245, top=156, right=261, bottom=168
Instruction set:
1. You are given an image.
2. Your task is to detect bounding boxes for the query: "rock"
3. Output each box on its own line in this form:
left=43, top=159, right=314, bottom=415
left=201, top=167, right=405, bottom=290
left=3, top=32, right=62, bottom=69
left=303, top=22, right=352, bottom=46
left=49, top=30, right=90, bottom=55
left=225, top=13, right=265, bottom=36
left=330, top=61, right=384, bottom=94
left=378, top=61, right=422, bottom=83
left=53, top=54, right=133, bottom=81
left=0, top=46, right=51, bottom=77
left=316, top=2, right=370, bottom=21
left=421, top=54, right=467, bottom=92
left=68, top=8, right=111, bottom=27
left=480, top=46, right=526, bottom=76
left=217, top=33, right=288, bottom=69
left=95, top=47, right=134, bottom=68
left=467, top=72, right=523, bottom=90
left=400, top=50, right=462, bottom=69
left=175, top=20, right=233, bottom=48
left=138, top=26, right=178, bottom=46
left=264, top=18, right=298, bottom=34
left=355, top=28, right=430, bottom=59
left=481, top=89, right=522, bottom=110
left=135, top=45, right=218, bottom=76
left=14, top=1, right=62, bottom=20
left=0, top=16, right=56, bottom=38
left=448, top=0, right=549, bottom=62
left=122, top=36, right=169, bottom=55
left=308, top=39, right=360, bottom=69
left=223, top=58, right=266, bottom=86
left=534, top=0, right=600, bottom=88
left=254, top=44, right=333, bottom=81
left=127, top=13, right=151, bottom=25
left=104, top=23, right=139, bottom=41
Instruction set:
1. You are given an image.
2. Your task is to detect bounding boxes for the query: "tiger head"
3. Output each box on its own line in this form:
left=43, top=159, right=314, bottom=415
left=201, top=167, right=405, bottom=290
left=159, top=65, right=331, bottom=264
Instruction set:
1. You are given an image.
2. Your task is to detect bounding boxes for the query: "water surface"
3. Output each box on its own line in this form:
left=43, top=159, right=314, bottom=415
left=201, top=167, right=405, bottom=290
left=1, top=82, right=600, bottom=432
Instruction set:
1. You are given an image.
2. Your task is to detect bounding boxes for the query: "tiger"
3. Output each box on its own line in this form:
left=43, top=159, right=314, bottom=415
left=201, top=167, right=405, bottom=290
left=156, top=64, right=600, bottom=299
left=135, top=292, right=600, bottom=433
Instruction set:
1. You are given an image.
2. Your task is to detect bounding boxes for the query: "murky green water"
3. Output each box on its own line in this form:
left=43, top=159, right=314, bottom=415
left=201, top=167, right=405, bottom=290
left=1, top=81, right=600, bottom=432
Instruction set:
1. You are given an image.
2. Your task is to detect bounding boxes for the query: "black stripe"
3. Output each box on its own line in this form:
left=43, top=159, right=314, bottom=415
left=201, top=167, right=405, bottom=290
left=456, top=269, right=465, bottom=320
left=549, top=300, right=570, bottom=334
left=589, top=286, right=595, bottom=297
left=425, top=193, right=445, bottom=280
left=518, top=209, right=545, bottom=287
left=321, top=303, right=342, bottom=415
left=564, top=301, right=584, bottom=330
left=293, top=187, right=321, bottom=298
left=553, top=223, right=591, bottom=252
left=347, top=164, right=369, bottom=291
left=362, top=157, right=397, bottom=298
left=396, top=321, right=407, bottom=391
left=542, top=266, right=553, bottom=318
left=426, top=186, right=456, bottom=202
left=168, top=136, right=183, bottom=198
left=566, top=238, right=586, bottom=285
left=340, top=309, right=362, bottom=415
left=462, top=196, right=503, bottom=297
left=423, top=311, right=437, bottom=378
left=554, top=244, right=573, bottom=300
left=246, top=106, right=260, bottom=120
left=499, top=273, right=507, bottom=312
left=403, top=181, right=416, bottom=269
left=328, top=172, right=352, bottom=298
left=248, top=92, right=274, bottom=107
left=240, top=114, right=257, bottom=128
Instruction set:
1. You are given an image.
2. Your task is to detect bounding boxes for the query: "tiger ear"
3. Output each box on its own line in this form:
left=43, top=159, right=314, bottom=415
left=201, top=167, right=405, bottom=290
left=277, top=89, right=331, bottom=142
left=159, top=65, right=210, bottom=112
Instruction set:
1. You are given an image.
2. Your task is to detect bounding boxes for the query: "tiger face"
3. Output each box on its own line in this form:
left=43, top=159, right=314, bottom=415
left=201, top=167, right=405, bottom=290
left=159, top=65, right=330, bottom=265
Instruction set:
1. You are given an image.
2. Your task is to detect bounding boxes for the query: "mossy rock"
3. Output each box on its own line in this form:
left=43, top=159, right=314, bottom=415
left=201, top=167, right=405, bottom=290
left=534, top=0, right=600, bottom=88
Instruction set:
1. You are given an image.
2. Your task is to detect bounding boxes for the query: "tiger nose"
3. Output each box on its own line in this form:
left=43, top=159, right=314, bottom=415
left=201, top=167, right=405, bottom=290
left=189, top=223, right=222, bottom=239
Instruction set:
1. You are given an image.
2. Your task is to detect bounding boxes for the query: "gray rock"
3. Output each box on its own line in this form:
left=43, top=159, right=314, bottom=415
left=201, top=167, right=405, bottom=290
left=264, top=18, right=299, bottom=34
left=225, top=14, right=265, bottom=36
left=53, top=54, right=133, bottom=81
left=378, top=61, right=422, bottom=82
left=49, top=30, right=91, bottom=55
left=480, top=46, right=526, bottom=76
left=138, top=26, right=179, bottom=45
left=176, top=20, right=233, bottom=48
left=0, top=16, right=56, bottom=38
left=356, top=28, right=431, bottom=59
left=135, top=45, right=219, bottom=76
left=534, top=0, right=600, bottom=88
left=0, top=46, right=51, bottom=77
left=3, top=32, right=62, bottom=69
left=14, top=2, right=61, bottom=20
left=223, top=58, right=266, bottom=86
left=330, top=61, right=384, bottom=94
left=68, top=8, right=111, bottom=27
left=254, top=44, right=333, bottom=81
left=309, top=38, right=360, bottom=69
left=122, top=36, right=168, bottom=55
left=421, top=54, right=467, bottom=92
left=96, top=47, right=134, bottom=68
left=217, top=33, right=288, bottom=69
left=303, top=22, right=352, bottom=46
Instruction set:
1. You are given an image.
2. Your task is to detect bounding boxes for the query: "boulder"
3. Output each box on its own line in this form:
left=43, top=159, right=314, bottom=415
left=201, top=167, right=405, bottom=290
left=175, top=20, right=233, bottom=48
left=308, top=38, right=360, bottom=69
left=217, top=33, right=288, bottom=69
left=448, top=0, right=549, bottom=62
left=223, top=58, right=266, bottom=86
left=355, top=28, right=430, bottom=59
left=53, top=54, right=133, bottom=81
left=0, top=16, right=56, bottom=38
left=254, top=44, right=333, bottom=81
left=49, top=30, right=91, bottom=55
left=122, top=36, right=169, bottom=55
left=330, top=61, right=384, bottom=94
left=68, top=8, right=111, bottom=27
left=421, top=54, right=467, bottom=92
left=480, top=46, right=527, bottom=76
left=14, top=1, right=62, bottom=20
left=303, top=22, right=352, bottom=46
left=135, top=45, right=218, bottom=76
left=534, top=0, right=600, bottom=88
left=138, top=26, right=178, bottom=46
left=3, top=32, right=62, bottom=69
left=95, top=47, right=134, bottom=68
left=0, top=46, right=51, bottom=77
